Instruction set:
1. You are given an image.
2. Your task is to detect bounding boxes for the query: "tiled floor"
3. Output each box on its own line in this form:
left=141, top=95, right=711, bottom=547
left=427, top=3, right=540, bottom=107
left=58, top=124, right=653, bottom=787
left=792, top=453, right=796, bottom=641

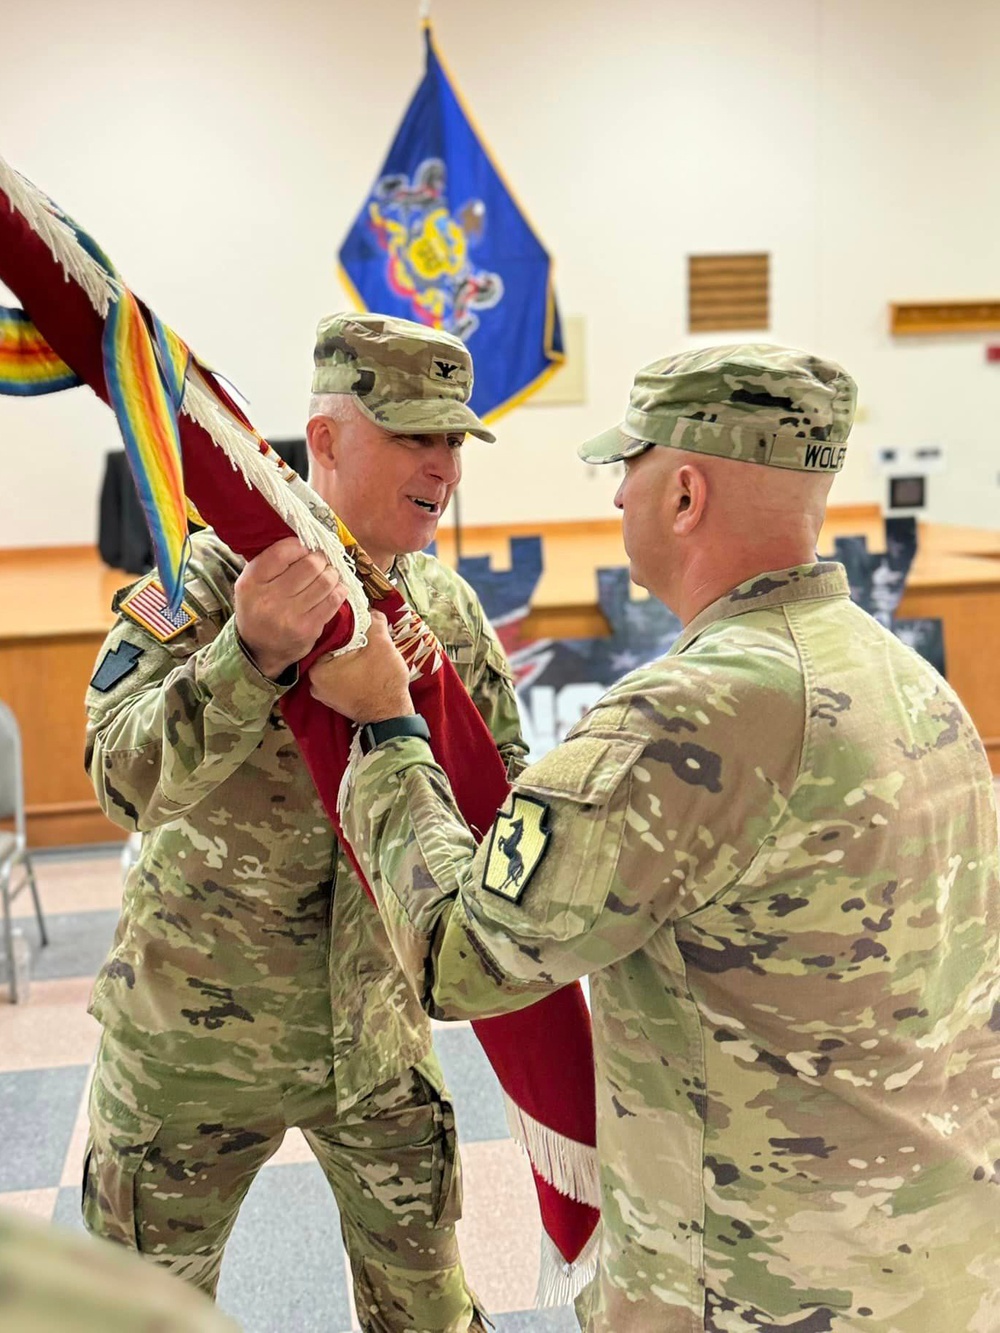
left=0, top=850, right=577, bottom=1333
left=10, top=784, right=1000, bottom=1328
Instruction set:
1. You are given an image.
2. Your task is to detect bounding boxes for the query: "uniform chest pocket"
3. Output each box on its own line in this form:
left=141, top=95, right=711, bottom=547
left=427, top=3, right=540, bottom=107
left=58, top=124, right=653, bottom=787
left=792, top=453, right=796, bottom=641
left=441, top=638, right=475, bottom=667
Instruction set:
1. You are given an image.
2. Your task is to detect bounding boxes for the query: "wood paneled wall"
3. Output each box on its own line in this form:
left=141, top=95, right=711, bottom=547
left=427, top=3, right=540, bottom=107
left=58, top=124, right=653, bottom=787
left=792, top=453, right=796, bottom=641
left=2, top=509, right=999, bottom=846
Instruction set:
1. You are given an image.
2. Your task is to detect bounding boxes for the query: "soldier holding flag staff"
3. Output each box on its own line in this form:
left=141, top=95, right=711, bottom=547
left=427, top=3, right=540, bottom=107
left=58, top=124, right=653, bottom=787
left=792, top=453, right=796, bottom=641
left=311, top=344, right=1000, bottom=1333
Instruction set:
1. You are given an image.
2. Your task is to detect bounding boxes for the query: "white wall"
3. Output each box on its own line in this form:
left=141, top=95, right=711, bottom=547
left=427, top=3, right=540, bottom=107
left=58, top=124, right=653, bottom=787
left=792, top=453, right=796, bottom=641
left=1, top=0, right=998, bottom=548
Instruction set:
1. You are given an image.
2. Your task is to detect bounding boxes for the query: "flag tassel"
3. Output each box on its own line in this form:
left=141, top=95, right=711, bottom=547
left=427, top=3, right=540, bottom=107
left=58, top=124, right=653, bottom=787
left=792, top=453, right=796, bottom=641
left=535, top=1224, right=600, bottom=1309
left=504, top=1094, right=600, bottom=1206
left=337, top=728, right=366, bottom=823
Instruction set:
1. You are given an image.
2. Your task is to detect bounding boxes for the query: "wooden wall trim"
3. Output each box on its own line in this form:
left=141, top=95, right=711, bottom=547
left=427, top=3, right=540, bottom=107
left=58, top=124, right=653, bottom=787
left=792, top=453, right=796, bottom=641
left=437, top=504, right=883, bottom=548
left=0, top=543, right=98, bottom=564
left=890, top=301, right=1000, bottom=336
left=0, top=506, right=885, bottom=563
left=25, top=799, right=105, bottom=818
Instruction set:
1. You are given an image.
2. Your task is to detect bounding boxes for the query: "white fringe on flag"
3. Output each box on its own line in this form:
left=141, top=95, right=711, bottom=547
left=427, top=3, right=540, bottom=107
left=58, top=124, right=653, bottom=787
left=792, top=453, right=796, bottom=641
left=0, top=159, right=117, bottom=317
left=0, top=153, right=369, bottom=653
left=389, top=602, right=443, bottom=680
left=535, top=1220, right=601, bottom=1309
left=336, top=727, right=366, bottom=823
left=505, top=1094, right=602, bottom=1307
left=504, top=1093, right=600, bottom=1206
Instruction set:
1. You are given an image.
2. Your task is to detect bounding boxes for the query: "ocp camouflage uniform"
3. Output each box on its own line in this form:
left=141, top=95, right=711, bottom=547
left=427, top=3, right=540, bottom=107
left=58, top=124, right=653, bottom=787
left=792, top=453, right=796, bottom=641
left=0, top=1207, right=238, bottom=1333
left=340, top=347, right=1000, bottom=1331
left=345, top=562, right=1000, bottom=1331
left=83, top=529, right=524, bottom=1331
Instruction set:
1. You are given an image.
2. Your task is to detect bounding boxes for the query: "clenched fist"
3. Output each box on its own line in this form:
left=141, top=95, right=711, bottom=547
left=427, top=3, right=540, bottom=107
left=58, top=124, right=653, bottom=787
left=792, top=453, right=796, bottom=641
left=234, top=537, right=347, bottom=681
left=308, top=611, right=413, bottom=722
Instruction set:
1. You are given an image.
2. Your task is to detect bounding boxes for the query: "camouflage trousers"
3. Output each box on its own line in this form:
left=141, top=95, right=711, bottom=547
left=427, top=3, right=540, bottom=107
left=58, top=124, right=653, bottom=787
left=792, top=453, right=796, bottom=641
left=83, top=1033, right=488, bottom=1332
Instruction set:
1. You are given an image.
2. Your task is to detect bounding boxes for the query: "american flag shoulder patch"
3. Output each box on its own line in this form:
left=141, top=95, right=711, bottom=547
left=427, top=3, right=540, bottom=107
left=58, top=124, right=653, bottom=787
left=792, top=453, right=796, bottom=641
left=119, top=577, right=200, bottom=642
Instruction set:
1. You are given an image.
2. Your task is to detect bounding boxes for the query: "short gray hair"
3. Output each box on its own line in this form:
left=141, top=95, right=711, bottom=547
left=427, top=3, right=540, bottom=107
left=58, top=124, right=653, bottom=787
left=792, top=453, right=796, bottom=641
left=305, top=393, right=366, bottom=485
left=307, top=392, right=360, bottom=426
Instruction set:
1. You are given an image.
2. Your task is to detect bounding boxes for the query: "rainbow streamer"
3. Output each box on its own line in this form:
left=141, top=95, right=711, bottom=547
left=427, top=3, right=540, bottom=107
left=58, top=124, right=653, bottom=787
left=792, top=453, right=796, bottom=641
left=0, top=187, right=197, bottom=608
left=0, top=307, right=81, bottom=395
left=151, top=312, right=191, bottom=409
left=0, top=186, right=196, bottom=610
left=102, top=290, right=190, bottom=610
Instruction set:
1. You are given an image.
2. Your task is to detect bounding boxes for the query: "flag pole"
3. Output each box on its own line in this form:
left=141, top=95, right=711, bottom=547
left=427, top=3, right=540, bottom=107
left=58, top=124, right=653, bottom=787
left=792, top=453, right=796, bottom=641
left=451, top=485, right=463, bottom=566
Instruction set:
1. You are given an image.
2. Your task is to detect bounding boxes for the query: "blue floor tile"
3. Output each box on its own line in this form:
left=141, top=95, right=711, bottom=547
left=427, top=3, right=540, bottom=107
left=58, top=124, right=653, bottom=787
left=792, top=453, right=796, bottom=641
left=493, top=1310, right=579, bottom=1331
left=54, top=1157, right=581, bottom=1331
left=433, top=1026, right=510, bottom=1144
left=216, top=1160, right=353, bottom=1333
left=27, top=909, right=119, bottom=983
left=52, top=1183, right=86, bottom=1231
left=0, top=1066, right=89, bottom=1191
left=33, top=846, right=122, bottom=862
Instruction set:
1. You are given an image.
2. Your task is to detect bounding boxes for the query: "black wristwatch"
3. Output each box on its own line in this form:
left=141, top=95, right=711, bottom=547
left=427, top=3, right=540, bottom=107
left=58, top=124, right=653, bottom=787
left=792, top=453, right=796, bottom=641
left=358, top=714, right=431, bottom=755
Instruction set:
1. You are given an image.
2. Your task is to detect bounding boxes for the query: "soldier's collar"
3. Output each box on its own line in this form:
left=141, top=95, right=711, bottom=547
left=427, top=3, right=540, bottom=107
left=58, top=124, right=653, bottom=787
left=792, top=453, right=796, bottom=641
left=387, top=553, right=408, bottom=587
left=670, top=561, right=850, bottom=655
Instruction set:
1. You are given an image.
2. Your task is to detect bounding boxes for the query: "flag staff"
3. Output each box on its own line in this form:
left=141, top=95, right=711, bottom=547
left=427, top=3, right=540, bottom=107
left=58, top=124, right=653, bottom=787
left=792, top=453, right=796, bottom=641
left=451, top=485, right=463, bottom=566
left=416, top=0, right=460, bottom=568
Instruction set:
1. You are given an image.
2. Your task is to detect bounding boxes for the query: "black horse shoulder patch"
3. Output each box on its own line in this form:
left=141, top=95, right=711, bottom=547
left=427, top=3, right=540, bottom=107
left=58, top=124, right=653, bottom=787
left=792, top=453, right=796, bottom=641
left=482, top=794, right=551, bottom=904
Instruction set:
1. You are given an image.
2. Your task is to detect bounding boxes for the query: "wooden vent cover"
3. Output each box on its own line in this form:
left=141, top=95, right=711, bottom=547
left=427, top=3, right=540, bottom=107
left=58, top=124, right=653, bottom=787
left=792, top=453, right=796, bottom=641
left=688, top=253, right=769, bottom=333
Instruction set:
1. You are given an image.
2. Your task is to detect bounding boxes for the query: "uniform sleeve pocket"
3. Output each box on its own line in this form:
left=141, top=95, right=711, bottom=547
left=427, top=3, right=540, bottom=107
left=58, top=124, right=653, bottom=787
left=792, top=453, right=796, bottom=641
left=470, top=734, right=645, bottom=942
left=521, top=734, right=645, bottom=803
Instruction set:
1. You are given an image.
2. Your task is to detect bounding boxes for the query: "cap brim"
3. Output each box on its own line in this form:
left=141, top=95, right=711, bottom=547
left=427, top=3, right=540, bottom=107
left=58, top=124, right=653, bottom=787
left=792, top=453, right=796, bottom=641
left=577, top=424, right=650, bottom=464
left=356, top=396, right=495, bottom=444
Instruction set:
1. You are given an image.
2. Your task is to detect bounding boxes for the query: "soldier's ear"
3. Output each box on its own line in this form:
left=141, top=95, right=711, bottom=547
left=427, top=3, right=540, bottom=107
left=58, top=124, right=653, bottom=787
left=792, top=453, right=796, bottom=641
left=306, top=415, right=339, bottom=473
left=673, top=463, right=708, bottom=535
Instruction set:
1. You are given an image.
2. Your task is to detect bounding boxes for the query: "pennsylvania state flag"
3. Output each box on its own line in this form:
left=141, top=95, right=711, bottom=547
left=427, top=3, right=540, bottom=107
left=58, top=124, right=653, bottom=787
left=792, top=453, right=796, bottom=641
left=338, top=22, right=563, bottom=420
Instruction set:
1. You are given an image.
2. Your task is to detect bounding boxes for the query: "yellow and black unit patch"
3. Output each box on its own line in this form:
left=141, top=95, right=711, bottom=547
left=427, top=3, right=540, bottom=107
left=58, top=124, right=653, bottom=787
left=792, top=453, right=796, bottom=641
left=119, top=577, right=200, bottom=642
left=482, top=794, right=551, bottom=904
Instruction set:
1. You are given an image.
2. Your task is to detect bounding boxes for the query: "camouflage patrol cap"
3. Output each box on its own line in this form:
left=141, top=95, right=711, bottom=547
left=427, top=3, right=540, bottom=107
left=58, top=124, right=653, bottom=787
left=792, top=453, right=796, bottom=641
left=579, top=344, right=857, bottom=472
left=311, top=312, right=495, bottom=442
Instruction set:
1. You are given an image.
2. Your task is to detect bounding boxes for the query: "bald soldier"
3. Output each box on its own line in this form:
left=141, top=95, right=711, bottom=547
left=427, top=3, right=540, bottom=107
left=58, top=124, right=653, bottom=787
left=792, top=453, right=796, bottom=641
left=311, top=345, right=1000, bottom=1332
left=84, top=314, right=525, bottom=1330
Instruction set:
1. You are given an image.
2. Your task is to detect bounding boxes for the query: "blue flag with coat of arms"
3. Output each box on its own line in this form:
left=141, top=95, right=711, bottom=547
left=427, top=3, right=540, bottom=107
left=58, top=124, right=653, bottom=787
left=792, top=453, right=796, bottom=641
left=338, top=22, right=563, bottom=420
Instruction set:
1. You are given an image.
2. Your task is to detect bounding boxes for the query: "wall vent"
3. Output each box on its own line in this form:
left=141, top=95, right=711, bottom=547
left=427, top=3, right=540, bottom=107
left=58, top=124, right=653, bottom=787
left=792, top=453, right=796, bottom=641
left=688, top=253, right=769, bottom=333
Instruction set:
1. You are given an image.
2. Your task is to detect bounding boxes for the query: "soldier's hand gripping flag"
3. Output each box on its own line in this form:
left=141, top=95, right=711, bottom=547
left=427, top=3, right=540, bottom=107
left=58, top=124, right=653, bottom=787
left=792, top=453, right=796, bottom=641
left=0, top=156, right=599, bottom=1304
left=339, top=20, right=564, bottom=421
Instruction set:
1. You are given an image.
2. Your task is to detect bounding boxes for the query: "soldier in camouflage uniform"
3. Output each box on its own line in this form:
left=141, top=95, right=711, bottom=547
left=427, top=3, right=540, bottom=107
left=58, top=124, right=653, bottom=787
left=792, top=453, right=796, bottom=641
left=83, top=314, right=524, bottom=1331
left=312, top=345, right=1000, bottom=1332
left=0, top=1207, right=238, bottom=1332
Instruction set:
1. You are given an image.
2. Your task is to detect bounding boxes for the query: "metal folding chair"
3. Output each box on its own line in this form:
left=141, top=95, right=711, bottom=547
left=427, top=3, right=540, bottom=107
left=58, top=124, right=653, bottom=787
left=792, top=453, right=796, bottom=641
left=0, top=700, right=49, bottom=1001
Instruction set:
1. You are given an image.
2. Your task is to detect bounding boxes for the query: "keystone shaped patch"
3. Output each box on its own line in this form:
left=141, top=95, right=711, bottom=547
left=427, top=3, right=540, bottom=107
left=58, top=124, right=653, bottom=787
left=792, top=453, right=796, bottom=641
left=91, top=640, right=144, bottom=693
